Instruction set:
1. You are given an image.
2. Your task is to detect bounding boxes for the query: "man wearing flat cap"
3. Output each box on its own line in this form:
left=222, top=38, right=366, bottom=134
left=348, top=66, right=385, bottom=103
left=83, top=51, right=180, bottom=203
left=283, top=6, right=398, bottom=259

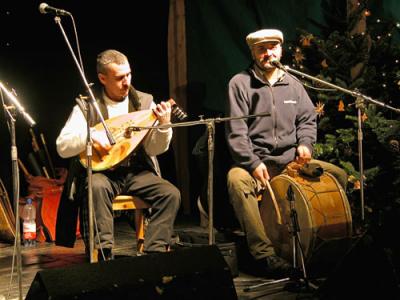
left=224, top=29, right=347, bottom=278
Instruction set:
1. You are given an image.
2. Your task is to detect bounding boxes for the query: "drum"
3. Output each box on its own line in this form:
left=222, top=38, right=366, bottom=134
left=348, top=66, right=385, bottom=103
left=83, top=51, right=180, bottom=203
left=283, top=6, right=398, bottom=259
left=260, top=171, right=352, bottom=271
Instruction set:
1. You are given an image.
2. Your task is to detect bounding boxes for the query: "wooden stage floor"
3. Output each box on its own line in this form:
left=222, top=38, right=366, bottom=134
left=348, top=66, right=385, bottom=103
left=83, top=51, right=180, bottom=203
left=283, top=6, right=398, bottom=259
left=0, top=215, right=398, bottom=300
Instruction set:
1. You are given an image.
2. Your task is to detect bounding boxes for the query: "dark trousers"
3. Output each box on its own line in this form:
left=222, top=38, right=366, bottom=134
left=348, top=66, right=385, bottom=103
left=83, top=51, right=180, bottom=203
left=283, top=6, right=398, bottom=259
left=81, top=168, right=181, bottom=253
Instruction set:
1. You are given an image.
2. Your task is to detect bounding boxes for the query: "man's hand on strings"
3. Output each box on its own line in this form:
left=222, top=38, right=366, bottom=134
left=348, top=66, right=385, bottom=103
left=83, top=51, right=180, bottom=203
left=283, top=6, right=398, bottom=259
left=153, top=101, right=172, bottom=125
left=91, top=128, right=112, bottom=152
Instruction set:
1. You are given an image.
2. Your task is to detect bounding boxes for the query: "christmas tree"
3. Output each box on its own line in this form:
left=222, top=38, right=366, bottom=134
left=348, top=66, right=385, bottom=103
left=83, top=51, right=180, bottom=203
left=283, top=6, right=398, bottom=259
left=286, top=0, right=400, bottom=230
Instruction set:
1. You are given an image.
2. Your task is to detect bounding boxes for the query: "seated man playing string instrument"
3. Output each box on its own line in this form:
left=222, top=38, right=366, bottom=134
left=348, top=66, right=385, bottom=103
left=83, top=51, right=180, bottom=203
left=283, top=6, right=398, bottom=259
left=55, top=49, right=181, bottom=261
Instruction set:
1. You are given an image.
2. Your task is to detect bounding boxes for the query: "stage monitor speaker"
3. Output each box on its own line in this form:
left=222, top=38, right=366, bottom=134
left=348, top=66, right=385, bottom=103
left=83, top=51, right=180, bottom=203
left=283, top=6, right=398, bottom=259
left=25, top=245, right=238, bottom=300
left=316, top=232, right=399, bottom=299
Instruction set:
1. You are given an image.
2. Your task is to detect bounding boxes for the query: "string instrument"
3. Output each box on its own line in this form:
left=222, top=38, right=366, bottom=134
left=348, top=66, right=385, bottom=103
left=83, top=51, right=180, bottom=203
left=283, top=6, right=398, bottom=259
left=19, top=159, right=69, bottom=242
left=0, top=177, right=15, bottom=242
left=79, top=98, right=187, bottom=171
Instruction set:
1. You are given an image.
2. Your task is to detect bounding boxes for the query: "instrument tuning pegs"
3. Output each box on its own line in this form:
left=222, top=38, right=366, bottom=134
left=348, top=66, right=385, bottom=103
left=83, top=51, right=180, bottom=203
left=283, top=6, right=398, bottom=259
left=171, top=104, right=188, bottom=120
left=168, top=98, right=188, bottom=120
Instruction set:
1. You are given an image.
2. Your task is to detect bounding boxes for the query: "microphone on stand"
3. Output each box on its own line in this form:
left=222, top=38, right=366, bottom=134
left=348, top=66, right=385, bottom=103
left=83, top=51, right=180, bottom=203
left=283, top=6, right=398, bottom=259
left=38, top=3, right=71, bottom=16
left=270, top=59, right=286, bottom=70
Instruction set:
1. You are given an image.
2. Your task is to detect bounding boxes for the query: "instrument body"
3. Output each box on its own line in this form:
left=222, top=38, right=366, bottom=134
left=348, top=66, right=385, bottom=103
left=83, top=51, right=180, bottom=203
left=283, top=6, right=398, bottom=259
left=0, top=178, right=15, bottom=242
left=79, top=98, right=186, bottom=171
left=79, top=109, right=157, bottom=171
left=24, top=168, right=75, bottom=242
left=38, top=186, right=63, bottom=241
left=260, top=171, right=352, bottom=266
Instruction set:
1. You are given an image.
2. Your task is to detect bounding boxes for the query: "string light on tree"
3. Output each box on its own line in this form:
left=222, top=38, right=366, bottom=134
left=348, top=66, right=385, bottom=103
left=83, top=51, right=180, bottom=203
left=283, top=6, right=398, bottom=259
left=300, top=34, right=314, bottom=47
left=293, top=47, right=305, bottom=64
left=389, top=140, right=400, bottom=153
left=338, top=100, right=345, bottom=112
left=315, top=101, right=325, bottom=117
left=321, top=59, right=328, bottom=68
left=362, top=112, right=368, bottom=122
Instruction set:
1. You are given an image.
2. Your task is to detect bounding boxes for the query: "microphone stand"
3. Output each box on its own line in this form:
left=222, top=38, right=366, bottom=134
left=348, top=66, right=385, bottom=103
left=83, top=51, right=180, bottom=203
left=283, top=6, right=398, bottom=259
left=128, top=112, right=270, bottom=245
left=52, top=16, right=115, bottom=263
left=277, top=63, right=400, bottom=223
left=4, top=107, right=23, bottom=300
left=0, top=82, right=36, bottom=300
left=244, top=185, right=316, bottom=293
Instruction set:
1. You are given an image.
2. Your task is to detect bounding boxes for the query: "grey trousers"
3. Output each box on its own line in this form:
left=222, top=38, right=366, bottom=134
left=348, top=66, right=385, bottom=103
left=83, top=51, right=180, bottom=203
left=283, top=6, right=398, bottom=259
left=81, top=169, right=181, bottom=253
left=227, top=159, right=348, bottom=260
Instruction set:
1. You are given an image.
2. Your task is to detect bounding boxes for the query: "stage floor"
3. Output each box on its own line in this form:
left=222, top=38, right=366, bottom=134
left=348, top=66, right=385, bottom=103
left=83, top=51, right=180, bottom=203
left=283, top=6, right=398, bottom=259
left=0, top=215, right=396, bottom=300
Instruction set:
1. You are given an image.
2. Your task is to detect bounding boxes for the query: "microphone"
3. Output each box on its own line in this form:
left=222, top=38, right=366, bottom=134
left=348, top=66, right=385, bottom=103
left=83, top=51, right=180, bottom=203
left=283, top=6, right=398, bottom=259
left=39, top=3, right=71, bottom=16
left=270, top=59, right=285, bottom=70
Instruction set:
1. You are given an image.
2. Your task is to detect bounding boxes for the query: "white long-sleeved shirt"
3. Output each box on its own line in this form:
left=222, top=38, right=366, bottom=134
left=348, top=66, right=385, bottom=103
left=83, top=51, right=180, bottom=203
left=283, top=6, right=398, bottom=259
left=56, top=94, right=172, bottom=159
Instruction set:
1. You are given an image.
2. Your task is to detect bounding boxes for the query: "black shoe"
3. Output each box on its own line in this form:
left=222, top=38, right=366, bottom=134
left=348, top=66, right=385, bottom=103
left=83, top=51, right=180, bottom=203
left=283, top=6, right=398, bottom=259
left=98, top=248, right=114, bottom=261
left=262, top=255, right=292, bottom=278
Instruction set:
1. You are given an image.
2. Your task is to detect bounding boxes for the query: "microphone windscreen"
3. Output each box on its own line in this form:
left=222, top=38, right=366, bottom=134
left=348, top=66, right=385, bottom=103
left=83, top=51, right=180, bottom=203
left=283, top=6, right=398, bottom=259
left=38, top=3, right=48, bottom=14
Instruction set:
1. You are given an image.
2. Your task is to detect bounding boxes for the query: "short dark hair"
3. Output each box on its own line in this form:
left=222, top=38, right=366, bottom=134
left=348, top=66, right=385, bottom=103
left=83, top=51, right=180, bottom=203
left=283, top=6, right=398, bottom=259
left=96, top=49, right=129, bottom=74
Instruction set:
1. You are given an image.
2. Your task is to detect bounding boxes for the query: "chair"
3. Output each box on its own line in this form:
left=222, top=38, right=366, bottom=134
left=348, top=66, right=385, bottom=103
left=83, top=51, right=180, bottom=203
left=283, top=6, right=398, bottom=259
left=112, top=194, right=150, bottom=254
left=92, top=195, right=150, bottom=262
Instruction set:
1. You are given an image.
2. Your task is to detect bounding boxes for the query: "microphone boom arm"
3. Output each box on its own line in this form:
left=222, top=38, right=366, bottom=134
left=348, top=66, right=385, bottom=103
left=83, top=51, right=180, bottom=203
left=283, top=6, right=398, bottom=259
left=0, top=81, right=36, bottom=126
left=281, top=65, right=400, bottom=113
left=126, top=112, right=270, bottom=245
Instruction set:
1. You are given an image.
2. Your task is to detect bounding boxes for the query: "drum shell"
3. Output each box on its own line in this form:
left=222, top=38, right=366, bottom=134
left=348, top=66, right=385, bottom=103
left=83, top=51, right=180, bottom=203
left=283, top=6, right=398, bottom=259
left=260, top=172, right=352, bottom=273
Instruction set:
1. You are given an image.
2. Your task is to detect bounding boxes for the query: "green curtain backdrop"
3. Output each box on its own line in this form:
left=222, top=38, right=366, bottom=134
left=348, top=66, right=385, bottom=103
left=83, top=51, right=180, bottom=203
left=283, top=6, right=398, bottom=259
left=186, top=0, right=400, bottom=114
left=186, top=0, right=324, bottom=114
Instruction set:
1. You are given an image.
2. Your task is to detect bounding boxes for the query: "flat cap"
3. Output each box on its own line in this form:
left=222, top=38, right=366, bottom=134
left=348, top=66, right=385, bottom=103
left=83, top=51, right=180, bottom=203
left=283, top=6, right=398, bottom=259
left=246, top=29, right=284, bottom=47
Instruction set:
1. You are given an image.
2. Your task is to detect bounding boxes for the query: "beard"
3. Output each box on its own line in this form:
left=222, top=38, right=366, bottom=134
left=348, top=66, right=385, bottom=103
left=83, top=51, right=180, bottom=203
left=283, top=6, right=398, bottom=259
left=256, top=59, right=275, bottom=72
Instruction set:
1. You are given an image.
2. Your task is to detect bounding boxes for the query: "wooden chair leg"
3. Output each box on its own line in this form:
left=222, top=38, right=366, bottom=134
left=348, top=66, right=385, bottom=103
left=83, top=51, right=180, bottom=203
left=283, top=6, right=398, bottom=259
left=134, top=210, right=145, bottom=254
left=91, top=248, right=98, bottom=263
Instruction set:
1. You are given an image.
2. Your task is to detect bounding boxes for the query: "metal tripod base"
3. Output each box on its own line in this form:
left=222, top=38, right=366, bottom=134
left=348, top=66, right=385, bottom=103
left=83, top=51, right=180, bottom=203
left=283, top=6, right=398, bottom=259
left=243, top=277, right=291, bottom=292
left=244, top=185, right=318, bottom=294
left=243, top=272, right=318, bottom=293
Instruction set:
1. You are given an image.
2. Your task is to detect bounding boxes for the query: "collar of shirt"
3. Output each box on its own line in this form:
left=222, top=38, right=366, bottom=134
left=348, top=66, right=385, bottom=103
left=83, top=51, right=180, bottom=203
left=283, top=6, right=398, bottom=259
left=251, top=63, right=286, bottom=86
left=102, top=92, right=129, bottom=118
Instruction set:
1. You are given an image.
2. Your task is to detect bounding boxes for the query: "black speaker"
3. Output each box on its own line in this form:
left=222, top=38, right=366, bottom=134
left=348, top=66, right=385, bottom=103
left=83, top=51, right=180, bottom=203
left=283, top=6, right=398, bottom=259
left=316, top=233, right=399, bottom=299
left=25, top=245, right=238, bottom=300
